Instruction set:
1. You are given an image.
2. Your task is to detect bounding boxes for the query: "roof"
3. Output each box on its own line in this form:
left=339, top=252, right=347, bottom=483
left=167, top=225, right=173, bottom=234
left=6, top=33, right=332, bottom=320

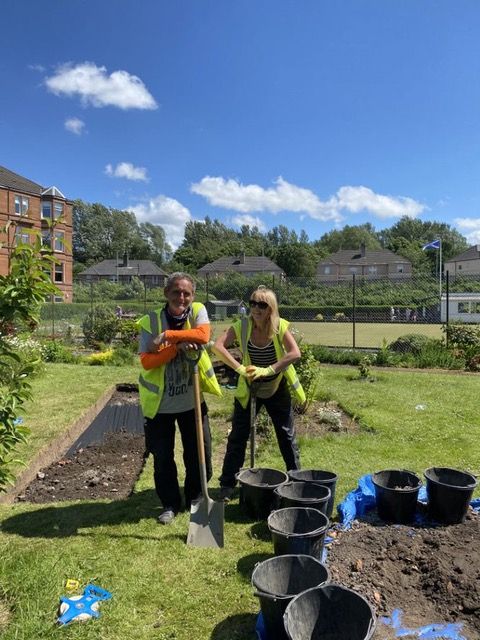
left=198, top=255, right=284, bottom=274
left=445, top=245, right=480, bottom=263
left=79, top=259, right=169, bottom=277
left=206, top=300, right=241, bottom=307
left=0, top=165, right=68, bottom=200
left=0, top=165, right=44, bottom=196
left=318, top=247, right=410, bottom=266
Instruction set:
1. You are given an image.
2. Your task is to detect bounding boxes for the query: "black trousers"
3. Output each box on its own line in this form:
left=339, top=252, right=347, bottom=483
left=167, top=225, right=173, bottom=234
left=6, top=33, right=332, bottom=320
left=219, top=379, right=300, bottom=488
left=144, top=403, right=212, bottom=512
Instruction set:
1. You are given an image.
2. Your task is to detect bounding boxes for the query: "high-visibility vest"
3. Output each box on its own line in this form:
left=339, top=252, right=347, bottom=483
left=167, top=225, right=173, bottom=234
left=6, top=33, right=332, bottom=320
left=137, top=302, right=222, bottom=419
left=233, top=317, right=306, bottom=409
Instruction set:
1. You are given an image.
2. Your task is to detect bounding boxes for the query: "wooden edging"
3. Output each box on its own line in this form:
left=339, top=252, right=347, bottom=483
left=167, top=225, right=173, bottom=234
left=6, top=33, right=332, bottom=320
left=0, top=385, right=116, bottom=506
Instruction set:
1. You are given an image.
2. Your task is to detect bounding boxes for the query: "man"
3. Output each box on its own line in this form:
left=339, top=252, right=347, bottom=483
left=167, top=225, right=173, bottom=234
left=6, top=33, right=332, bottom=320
left=137, top=273, right=221, bottom=524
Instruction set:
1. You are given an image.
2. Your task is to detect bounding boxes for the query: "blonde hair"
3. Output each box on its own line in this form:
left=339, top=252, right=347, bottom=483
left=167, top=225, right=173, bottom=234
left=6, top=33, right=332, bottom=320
left=250, top=286, right=280, bottom=338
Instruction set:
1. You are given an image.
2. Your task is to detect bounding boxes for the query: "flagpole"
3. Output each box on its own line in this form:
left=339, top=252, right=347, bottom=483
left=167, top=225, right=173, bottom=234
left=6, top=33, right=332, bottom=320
left=439, top=239, right=442, bottom=301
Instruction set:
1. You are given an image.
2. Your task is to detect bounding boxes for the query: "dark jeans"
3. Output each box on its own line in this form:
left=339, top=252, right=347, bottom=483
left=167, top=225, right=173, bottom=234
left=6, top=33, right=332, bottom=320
left=144, top=403, right=212, bottom=512
left=219, top=379, right=300, bottom=488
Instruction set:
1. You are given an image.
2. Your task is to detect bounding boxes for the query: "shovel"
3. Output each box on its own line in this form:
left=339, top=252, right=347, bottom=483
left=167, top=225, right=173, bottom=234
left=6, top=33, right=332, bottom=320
left=249, top=382, right=259, bottom=468
left=186, top=352, right=224, bottom=548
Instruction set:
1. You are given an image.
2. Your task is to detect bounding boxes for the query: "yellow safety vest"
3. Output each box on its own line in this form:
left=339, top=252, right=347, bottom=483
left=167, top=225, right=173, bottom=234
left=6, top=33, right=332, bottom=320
left=233, top=317, right=306, bottom=409
left=137, top=302, right=222, bottom=419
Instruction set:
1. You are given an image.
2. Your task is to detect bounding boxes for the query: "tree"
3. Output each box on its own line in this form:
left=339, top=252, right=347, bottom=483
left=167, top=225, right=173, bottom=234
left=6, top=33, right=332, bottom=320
left=0, top=223, right=59, bottom=489
left=314, top=223, right=381, bottom=255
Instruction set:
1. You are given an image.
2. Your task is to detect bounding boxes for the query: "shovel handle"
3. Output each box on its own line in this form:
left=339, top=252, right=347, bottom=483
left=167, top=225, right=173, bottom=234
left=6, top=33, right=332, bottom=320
left=192, top=363, right=209, bottom=497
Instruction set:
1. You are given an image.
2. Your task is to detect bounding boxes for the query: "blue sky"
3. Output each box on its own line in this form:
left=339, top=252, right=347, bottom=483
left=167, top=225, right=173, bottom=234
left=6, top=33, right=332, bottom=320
left=2, top=1, right=480, bottom=249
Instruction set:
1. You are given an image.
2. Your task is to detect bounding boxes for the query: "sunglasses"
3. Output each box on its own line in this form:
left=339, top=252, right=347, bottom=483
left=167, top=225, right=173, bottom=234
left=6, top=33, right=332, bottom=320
left=249, top=299, right=269, bottom=310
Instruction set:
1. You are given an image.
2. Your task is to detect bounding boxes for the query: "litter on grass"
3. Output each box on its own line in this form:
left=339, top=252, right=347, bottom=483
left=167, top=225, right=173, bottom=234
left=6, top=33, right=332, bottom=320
left=57, top=584, right=112, bottom=626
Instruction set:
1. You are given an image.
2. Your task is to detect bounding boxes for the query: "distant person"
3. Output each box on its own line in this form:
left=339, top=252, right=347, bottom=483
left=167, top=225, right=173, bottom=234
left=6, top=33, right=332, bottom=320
left=239, top=301, right=247, bottom=317
left=213, top=285, right=305, bottom=501
left=411, top=310, right=417, bottom=322
left=115, top=305, right=123, bottom=318
left=137, top=272, right=222, bottom=524
left=390, top=307, right=396, bottom=322
left=405, top=308, right=411, bottom=322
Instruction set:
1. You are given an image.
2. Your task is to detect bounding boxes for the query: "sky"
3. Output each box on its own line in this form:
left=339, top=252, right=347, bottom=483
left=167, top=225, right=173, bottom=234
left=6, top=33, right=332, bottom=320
left=2, top=1, right=480, bottom=250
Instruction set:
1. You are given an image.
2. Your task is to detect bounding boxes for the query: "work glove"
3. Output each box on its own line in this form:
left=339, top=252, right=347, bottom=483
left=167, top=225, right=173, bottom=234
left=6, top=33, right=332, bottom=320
left=249, top=365, right=275, bottom=380
left=235, top=365, right=250, bottom=378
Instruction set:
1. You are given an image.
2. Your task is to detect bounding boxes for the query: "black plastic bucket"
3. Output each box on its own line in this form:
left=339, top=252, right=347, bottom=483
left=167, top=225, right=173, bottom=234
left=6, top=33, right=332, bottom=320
left=236, top=468, right=288, bottom=520
left=267, top=507, right=329, bottom=559
left=283, top=583, right=376, bottom=640
left=252, top=555, right=330, bottom=640
left=424, top=467, right=477, bottom=524
left=288, top=470, right=338, bottom=518
left=372, top=469, right=422, bottom=524
left=274, top=481, right=331, bottom=515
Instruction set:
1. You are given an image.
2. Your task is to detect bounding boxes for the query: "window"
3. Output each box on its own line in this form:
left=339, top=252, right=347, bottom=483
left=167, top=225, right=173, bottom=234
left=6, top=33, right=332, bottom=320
left=323, top=266, right=331, bottom=275
left=54, top=202, right=64, bottom=219
left=54, top=263, right=64, bottom=283
left=397, top=264, right=404, bottom=273
left=41, top=230, right=52, bottom=249
left=474, top=303, right=480, bottom=313
left=349, top=266, right=358, bottom=274
left=14, top=195, right=29, bottom=215
left=458, top=265, right=462, bottom=270
left=54, top=295, right=64, bottom=303
left=14, top=226, right=30, bottom=245
left=368, top=265, right=377, bottom=274
left=41, top=201, right=52, bottom=219
left=458, top=302, right=469, bottom=314
left=54, top=231, right=65, bottom=252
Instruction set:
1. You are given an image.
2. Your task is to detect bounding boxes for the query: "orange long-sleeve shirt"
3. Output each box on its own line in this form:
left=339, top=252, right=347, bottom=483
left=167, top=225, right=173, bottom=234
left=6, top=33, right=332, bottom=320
left=139, top=323, right=210, bottom=370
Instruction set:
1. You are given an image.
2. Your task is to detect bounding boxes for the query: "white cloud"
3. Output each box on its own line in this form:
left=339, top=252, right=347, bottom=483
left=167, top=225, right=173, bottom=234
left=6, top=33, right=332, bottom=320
left=231, top=214, right=267, bottom=232
left=64, top=117, right=85, bottom=135
left=454, top=217, right=480, bottom=245
left=28, top=63, right=45, bottom=72
left=105, top=162, right=148, bottom=182
left=45, top=62, right=157, bottom=110
left=191, top=176, right=425, bottom=221
left=129, top=196, right=192, bottom=249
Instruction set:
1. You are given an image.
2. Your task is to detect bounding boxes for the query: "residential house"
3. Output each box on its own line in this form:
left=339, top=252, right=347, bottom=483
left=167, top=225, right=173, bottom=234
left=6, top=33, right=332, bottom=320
left=77, top=254, right=168, bottom=287
left=0, top=165, right=73, bottom=302
left=444, top=245, right=480, bottom=277
left=198, top=253, right=284, bottom=279
left=317, top=244, right=412, bottom=282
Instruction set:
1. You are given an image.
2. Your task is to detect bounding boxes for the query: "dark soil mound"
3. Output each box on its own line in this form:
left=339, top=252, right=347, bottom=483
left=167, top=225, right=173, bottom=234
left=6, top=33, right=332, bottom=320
left=328, top=511, right=480, bottom=639
left=17, top=431, right=146, bottom=503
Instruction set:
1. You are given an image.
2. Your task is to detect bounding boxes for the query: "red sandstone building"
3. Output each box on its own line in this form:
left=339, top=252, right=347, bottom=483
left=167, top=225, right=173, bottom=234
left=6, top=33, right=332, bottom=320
left=0, top=165, right=73, bottom=302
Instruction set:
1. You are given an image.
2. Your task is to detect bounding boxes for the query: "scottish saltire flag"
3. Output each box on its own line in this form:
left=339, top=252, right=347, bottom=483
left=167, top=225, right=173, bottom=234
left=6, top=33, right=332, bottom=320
left=422, top=239, right=441, bottom=250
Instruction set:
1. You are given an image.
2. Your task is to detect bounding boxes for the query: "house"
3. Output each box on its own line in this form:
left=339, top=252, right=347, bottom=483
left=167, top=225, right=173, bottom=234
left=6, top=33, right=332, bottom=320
left=0, top=165, right=73, bottom=302
left=317, top=244, right=412, bottom=282
left=77, top=254, right=168, bottom=287
left=198, top=253, right=284, bottom=279
left=441, top=292, right=480, bottom=323
left=444, top=245, right=480, bottom=277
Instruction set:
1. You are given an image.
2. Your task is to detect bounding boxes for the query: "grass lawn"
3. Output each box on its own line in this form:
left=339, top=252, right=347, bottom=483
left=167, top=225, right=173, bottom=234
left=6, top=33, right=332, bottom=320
left=0, top=363, right=478, bottom=639
left=211, top=320, right=443, bottom=348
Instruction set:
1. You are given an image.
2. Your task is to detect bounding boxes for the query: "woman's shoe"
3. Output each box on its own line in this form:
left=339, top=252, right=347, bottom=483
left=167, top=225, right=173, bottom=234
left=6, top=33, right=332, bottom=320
left=158, top=508, right=176, bottom=525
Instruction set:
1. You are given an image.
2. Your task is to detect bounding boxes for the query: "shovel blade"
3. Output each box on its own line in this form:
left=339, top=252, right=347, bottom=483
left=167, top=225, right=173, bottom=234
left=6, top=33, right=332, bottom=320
left=187, top=497, right=224, bottom=548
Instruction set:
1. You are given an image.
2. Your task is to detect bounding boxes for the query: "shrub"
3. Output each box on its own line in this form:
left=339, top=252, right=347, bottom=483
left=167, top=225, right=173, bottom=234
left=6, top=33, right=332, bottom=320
left=466, top=353, right=480, bottom=372
left=110, top=346, right=136, bottom=366
left=82, top=305, right=119, bottom=347
left=41, top=340, right=80, bottom=364
left=85, top=349, right=114, bottom=366
left=2, top=335, right=45, bottom=378
left=413, top=339, right=465, bottom=370
left=443, top=322, right=480, bottom=350
left=388, top=333, right=431, bottom=355
left=295, top=343, right=321, bottom=412
left=118, top=318, right=139, bottom=351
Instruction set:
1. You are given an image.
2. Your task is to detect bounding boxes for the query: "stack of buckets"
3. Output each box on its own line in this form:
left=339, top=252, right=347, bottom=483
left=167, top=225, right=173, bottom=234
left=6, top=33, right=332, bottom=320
left=237, top=467, right=377, bottom=640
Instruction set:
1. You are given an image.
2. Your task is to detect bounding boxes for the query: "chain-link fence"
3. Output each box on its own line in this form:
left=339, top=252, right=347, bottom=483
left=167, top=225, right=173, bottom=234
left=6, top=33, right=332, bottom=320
left=39, top=271, right=480, bottom=350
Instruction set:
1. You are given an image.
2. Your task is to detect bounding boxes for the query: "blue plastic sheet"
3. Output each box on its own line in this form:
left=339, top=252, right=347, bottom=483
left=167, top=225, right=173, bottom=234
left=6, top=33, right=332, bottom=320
left=380, top=608, right=466, bottom=639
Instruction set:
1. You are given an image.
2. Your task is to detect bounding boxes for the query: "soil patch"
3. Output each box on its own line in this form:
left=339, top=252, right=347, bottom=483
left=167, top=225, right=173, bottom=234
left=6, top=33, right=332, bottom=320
left=328, top=509, right=480, bottom=639
left=295, top=399, right=359, bottom=437
left=17, top=431, right=146, bottom=503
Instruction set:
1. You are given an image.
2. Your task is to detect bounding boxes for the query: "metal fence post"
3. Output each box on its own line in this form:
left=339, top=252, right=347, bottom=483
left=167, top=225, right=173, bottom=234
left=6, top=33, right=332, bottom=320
left=352, top=274, right=356, bottom=350
left=445, top=270, right=449, bottom=347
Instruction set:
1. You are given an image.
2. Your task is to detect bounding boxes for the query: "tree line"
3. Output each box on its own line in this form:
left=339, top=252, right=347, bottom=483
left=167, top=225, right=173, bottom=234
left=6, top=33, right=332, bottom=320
left=73, top=199, right=468, bottom=277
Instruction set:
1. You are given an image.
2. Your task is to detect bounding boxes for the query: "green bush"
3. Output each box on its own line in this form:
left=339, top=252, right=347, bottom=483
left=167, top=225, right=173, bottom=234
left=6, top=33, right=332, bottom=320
left=309, top=345, right=366, bottom=366
left=82, top=305, right=119, bottom=347
left=110, top=346, right=136, bottom=367
left=295, top=343, right=321, bottom=412
left=443, top=322, right=480, bottom=350
left=118, top=318, right=139, bottom=351
left=41, top=340, right=80, bottom=364
left=413, top=339, right=465, bottom=370
left=388, top=333, right=431, bottom=355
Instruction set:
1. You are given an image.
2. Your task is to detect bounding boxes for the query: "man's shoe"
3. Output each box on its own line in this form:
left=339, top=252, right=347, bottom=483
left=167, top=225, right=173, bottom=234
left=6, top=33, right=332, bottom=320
left=219, top=486, right=234, bottom=502
left=157, top=508, right=176, bottom=525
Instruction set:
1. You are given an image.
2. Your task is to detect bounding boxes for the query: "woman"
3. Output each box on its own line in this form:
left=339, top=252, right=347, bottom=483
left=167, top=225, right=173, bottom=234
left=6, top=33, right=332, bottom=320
left=137, top=272, right=221, bottom=524
left=213, top=286, right=305, bottom=501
